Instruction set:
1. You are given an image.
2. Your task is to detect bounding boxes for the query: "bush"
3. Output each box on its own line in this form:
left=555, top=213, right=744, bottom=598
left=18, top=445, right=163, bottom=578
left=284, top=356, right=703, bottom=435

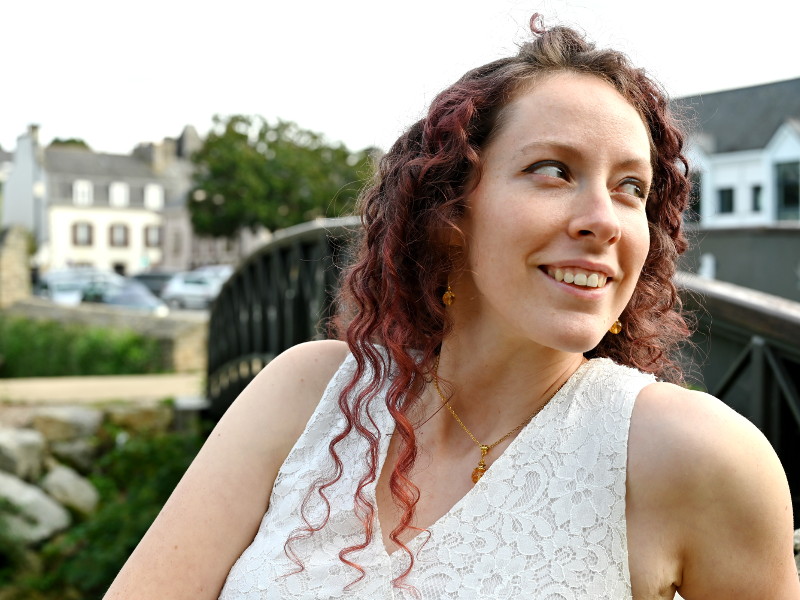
left=0, top=316, right=164, bottom=377
left=0, top=424, right=206, bottom=599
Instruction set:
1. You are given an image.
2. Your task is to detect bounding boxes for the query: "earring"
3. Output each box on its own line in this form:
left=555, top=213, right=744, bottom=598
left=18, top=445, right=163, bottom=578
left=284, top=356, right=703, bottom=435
left=609, top=320, right=622, bottom=335
left=442, top=283, right=455, bottom=306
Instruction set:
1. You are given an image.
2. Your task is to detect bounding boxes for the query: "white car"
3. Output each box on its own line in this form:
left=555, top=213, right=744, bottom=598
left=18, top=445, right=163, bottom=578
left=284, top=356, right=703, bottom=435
left=35, top=268, right=126, bottom=306
left=161, top=271, right=224, bottom=310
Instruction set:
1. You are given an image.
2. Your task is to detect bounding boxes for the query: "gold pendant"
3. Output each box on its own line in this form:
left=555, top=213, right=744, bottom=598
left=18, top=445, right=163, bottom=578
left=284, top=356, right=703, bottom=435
left=472, top=445, right=489, bottom=484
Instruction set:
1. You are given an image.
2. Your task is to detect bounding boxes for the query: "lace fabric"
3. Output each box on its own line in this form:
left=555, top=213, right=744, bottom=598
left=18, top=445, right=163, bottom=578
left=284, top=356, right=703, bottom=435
left=219, top=354, right=656, bottom=599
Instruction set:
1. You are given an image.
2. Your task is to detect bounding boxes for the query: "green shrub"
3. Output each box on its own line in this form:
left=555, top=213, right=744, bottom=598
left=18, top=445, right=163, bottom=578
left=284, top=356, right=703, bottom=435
left=0, top=316, right=164, bottom=377
left=2, top=424, right=206, bottom=599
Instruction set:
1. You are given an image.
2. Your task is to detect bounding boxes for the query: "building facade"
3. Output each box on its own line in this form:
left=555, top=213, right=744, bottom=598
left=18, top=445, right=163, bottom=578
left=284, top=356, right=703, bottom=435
left=679, top=78, right=800, bottom=228
left=2, top=125, right=269, bottom=276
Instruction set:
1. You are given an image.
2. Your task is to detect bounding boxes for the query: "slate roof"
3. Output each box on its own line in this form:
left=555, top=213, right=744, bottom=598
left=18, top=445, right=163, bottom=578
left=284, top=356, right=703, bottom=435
left=674, top=77, right=800, bottom=154
left=44, top=146, right=154, bottom=179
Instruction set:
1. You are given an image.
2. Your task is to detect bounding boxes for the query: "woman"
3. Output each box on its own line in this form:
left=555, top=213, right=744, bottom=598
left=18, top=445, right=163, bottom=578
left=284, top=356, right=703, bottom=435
left=105, top=18, right=800, bottom=600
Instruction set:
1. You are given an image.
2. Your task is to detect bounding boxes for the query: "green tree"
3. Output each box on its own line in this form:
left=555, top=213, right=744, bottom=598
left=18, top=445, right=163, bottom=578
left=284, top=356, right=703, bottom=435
left=48, top=138, right=91, bottom=150
left=189, top=115, right=374, bottom=237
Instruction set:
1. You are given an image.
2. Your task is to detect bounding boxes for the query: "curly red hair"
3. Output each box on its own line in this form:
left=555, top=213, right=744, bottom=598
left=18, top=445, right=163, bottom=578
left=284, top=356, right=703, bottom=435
left=287, top=16, right=691, bottom=587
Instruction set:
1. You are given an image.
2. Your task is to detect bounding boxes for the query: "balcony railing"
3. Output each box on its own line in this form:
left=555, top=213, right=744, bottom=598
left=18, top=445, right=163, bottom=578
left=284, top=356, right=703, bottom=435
left=205, top=217, right=359, bottom=420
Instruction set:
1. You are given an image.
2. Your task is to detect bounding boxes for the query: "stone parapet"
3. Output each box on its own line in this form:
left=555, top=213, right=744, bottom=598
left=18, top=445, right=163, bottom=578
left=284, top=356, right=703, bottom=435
left=4, top=297, right=208, bottom=372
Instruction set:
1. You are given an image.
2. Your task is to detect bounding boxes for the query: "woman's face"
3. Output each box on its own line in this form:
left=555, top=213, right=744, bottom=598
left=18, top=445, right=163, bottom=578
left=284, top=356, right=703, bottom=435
left=452, top=71, right=652, bottom=354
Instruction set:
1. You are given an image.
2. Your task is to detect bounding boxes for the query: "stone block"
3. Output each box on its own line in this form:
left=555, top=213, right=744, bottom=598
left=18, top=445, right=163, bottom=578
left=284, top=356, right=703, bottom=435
left=0, top=471, right=70, bottom=544
left=0, top=428, right=45, bottom=480
left=32, top=406, right=103, bottom=442
left=106, top=403, right=172, bottom=433
left=40, top=464, right=99, bottom=516
left=50, top=438, right=96, bottom=473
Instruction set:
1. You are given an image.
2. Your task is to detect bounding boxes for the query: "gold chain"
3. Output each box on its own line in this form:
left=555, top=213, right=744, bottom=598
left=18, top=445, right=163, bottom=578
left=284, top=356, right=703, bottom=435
left=432, top=355, right=564, bottom=484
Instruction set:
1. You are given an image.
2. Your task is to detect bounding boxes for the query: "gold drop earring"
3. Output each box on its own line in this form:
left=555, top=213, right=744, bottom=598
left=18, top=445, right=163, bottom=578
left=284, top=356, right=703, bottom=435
left=442, top=283, right=455, bottom=306
left=609, top=320, right=622, bottom=335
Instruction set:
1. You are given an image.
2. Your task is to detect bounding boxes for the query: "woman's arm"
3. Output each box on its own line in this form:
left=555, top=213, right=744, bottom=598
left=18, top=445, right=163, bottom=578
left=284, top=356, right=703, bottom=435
left=631, top=383, right=800, bottom=599
left=103, top=339, right=350, bottom=600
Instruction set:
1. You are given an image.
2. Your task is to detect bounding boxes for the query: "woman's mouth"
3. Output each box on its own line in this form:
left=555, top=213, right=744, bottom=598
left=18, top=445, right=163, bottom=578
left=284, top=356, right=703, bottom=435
left=541, top=266, right=611, bottom=289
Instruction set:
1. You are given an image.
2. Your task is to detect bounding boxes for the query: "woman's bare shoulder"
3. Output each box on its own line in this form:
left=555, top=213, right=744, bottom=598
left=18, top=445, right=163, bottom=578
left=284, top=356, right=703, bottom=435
left=629, top=382, right=799, bottom=598
left=103, top=339, right=351, bottom=600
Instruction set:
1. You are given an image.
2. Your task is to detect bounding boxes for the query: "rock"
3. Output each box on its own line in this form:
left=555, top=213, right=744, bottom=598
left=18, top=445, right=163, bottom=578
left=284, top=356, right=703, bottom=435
left=32, top=407, right=103, bottom=442
left=106, top=403, right=172, bottom=433
left=0, top=471, right=70, bottom=544
left=0, top=428, right=46, bottom=480
left=40, top=464, right=99, bottom=516
left=50, top=437, right=96, bottom=473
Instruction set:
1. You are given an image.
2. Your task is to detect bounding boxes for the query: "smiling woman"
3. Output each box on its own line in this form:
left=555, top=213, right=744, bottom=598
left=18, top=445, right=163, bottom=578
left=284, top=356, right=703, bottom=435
left=103, top=15, right=800, bottom=600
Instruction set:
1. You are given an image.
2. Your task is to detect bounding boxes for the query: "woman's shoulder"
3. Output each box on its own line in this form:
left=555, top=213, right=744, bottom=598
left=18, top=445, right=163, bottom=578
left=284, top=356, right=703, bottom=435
left=630, top=381, right=783, bottom=502
left=629, top=382, right=799, bottom=597
left=103, top=339, right=353, bottom=600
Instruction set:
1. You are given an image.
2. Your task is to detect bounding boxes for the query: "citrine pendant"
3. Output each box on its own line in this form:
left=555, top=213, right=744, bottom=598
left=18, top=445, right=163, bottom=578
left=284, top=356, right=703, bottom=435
left=471, top=445, right=490, bottom=484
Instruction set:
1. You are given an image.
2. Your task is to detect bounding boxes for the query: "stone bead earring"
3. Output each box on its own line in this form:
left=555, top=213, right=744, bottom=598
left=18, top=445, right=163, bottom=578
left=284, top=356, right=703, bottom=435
left=442, top=284, right=455, bottom=306
left=609, top=320, right=622, bottom=335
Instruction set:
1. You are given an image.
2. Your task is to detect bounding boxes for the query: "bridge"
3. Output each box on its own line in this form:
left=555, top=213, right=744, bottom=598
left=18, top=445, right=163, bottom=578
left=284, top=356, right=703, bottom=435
left=206, top=217, right=800, bottom=522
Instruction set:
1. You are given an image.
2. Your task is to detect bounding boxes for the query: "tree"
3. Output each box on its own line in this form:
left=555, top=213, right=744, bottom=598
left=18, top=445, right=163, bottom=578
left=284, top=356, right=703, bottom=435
left=49, top=138, right=91, bottom=150
left=188, top=115, right=374, bottom=237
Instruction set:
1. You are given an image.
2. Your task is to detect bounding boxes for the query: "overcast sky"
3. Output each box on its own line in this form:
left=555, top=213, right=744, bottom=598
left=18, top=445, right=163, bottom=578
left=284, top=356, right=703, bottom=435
left=3, top=0, right=798, bottom=156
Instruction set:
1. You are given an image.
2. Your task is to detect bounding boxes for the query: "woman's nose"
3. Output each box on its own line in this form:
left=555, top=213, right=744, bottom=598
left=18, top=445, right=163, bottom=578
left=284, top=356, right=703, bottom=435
left=567, top=185, right=622, bottom=245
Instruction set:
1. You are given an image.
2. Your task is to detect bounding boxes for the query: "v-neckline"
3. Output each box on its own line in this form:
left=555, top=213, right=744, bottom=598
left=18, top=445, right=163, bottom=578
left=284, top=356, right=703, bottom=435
left=372, top=359, right=591, bottom=559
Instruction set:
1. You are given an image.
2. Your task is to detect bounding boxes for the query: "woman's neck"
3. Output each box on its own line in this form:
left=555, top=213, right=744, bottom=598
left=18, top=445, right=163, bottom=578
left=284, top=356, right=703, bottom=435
left=431, top=334, right=586, bottom=434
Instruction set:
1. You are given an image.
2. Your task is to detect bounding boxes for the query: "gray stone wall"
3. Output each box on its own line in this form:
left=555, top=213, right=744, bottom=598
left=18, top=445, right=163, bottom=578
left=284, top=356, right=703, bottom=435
left=0, top=226, right=32, bottom=309
left=4, top=298, right=207, bottom=372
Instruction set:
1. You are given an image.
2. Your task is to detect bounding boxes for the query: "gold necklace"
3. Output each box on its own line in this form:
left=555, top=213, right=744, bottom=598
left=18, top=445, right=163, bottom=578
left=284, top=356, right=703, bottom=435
left=432, top=356, right=565, bottom=484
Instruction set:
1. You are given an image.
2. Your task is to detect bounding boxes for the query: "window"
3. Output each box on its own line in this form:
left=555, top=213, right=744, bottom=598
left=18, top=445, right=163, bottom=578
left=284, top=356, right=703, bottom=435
left=109, top=182, right=130, bottom=208
left=109, top=224, right=129, bottom=247
left=145, top=225, right=162, bottom=248
left=173, top=231, right=182, bottom=257
left=144, top=184, right=164, bottom=210
left=717, top=188, right=734, bottom=214
left=72, top=222, right=93, bottom=246
left=73, top=180, right=93, bottom=206
left=776, top=162, right=799, bottom=220
left=686, top=172, right=702, bottom=222
left=751, top=185, right=762, bottom=212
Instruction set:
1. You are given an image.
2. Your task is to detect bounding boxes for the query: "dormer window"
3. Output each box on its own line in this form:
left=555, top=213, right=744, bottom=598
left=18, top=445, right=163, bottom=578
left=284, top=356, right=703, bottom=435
left=109, top=182, right=130, bottom=208
left=144, top=184, right=164, bottom=210
left=73, top=180, right=93, bottom=206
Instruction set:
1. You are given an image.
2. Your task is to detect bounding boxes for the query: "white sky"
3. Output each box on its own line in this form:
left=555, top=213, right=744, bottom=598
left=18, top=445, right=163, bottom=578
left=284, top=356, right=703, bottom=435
left=3, top=0, right=799, bottom=156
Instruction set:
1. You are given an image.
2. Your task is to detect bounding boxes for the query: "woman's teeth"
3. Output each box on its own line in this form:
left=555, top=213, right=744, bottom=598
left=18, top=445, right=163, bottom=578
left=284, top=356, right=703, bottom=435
left=546, top=268, right=608, bottom=288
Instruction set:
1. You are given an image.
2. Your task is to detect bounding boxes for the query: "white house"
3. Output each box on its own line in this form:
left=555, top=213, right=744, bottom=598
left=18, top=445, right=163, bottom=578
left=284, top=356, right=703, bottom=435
left=678, top=78, right=800, bottom=228
left=2, top=124, right=268, bottom=276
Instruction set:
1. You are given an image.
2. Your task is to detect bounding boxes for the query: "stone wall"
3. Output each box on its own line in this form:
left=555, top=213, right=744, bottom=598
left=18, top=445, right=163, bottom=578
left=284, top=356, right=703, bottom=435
left=0, top=400, right=179, bottom=546
left=4, top=297, right=207, bottom=372
left=0, top=226, right=32, bottom=309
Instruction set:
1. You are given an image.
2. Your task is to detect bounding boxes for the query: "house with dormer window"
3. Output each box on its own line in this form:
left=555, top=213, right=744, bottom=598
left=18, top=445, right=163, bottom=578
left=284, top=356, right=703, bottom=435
left=676, top=77, right=800, bottom=301
left=1, top=125, right=202, bottom=275
left=3, top=124, right=266, bottom=277
left=678, top=78, right=800, bottom=227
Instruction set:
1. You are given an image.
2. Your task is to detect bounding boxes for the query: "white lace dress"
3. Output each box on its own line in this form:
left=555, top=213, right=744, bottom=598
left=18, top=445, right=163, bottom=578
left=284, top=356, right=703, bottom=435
left=219, top=354, right=656, bottom=599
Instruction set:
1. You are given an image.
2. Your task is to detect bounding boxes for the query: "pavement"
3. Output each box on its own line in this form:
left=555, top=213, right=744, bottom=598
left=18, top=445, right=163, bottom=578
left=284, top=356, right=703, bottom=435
left=0, top=372, right=205, bottom=405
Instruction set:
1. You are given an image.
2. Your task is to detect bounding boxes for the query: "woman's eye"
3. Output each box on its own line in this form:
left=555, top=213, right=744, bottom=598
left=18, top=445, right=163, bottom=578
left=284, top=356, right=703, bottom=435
left=523, top=161, right=568, bottom=180
left=618, top=179, right=647, bottom=199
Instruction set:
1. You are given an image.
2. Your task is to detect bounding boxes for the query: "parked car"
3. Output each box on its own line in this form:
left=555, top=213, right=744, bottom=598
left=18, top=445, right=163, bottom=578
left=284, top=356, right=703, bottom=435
left=132, top=270, right=178, bottom=298
left=193, top=264, right=234, bottom=286
left=82, top=279, right=169, bottom=316
left=35, top=268, right=125, bottom=306
left=161, top=270, right=224, bottom=310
